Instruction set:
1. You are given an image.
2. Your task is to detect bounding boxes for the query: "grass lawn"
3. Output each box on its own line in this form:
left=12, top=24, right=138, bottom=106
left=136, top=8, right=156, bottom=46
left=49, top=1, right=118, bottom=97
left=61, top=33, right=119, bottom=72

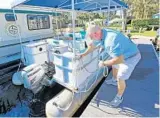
left=108, top=26, right=156, bottom=37
left=131, top=31, right=156, bottom=37
left=107, top=26, right=132, bottom=30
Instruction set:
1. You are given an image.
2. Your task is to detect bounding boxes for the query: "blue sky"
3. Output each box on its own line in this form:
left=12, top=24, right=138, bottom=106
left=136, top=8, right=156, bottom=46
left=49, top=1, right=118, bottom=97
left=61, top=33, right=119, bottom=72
left=0, top=0, right=14, bottom=8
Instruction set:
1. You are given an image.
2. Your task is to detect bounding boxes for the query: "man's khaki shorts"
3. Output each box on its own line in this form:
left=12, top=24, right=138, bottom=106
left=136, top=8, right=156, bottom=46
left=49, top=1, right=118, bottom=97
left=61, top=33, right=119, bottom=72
left=112, top=53, right=141, bottom=80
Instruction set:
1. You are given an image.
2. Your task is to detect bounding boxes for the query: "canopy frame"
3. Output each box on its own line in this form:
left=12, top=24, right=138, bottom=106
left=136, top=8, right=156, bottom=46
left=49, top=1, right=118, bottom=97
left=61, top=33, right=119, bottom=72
left=11, top=0, right=128, bottom=91
left=11, top=0, right=128, bottom=57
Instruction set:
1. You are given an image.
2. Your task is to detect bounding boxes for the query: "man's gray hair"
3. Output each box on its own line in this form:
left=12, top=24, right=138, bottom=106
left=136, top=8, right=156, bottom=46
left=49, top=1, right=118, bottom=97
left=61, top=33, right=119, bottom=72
left=86, top=23, right=101, bottom=38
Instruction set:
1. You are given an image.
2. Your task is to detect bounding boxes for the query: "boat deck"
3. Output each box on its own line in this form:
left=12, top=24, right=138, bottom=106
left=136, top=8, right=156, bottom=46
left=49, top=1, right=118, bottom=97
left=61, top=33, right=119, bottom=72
left=81, top=38, right=159, bottom=117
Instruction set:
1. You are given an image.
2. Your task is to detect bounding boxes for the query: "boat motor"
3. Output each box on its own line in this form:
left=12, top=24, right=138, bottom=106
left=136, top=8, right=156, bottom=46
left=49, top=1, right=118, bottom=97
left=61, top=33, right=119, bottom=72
left=12, top=62, right=56, bottom=94
left=21, top=64, right=46, bottom=94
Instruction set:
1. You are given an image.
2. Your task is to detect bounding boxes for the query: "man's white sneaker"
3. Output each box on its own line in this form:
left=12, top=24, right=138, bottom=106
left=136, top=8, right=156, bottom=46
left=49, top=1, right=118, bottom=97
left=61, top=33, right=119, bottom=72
left=105, top=78, right=117, bottom=86
left=110, top=96, right=123, bottom=107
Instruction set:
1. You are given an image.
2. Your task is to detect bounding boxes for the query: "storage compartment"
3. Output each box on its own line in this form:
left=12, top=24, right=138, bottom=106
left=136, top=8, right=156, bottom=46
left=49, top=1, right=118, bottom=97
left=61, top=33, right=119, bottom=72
left=49, top=45, right=69, bottom=63
left=52, top=48, right=100, bottom=90
left=52, top=48, right=99, bottom=70
left=59, top=39, right=86, bottom=53
left=22, top=41, right=49, bottom=65
left=24, top=53, right=48, bottom=65
left=53, top=65, right=64, bottom=79
left=52, top=52, right=78, bottom=69
left=53, top=45, right=68, bottom=54
left=23, top=41, right=48, bottom=55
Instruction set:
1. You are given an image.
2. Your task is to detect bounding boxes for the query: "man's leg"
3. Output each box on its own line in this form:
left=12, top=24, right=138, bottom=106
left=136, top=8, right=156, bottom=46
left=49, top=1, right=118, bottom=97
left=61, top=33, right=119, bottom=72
left=105, top=66, right=118, bottom=86
left=112, top=67, right=118, bottom=80
left=110, top=78, right=125, bottom=107
left=117, top=79, right=126, bottom=96
left=110, top=53, right=141, bottom=107
left=113, top=67, right=126, bottom=96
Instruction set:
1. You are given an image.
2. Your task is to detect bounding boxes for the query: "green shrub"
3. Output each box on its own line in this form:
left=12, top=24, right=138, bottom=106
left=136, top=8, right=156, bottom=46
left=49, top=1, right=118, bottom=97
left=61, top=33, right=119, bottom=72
left=131, top=18, right=159, bottom=30
left=94, top=20, right=104, bottom=26
left=127, top=24, right=132, bottom=27
left=109, top=23, right=121, bottom=27
left=147, top=18, right=159, bottom=25
left=130, top=30, right=139, bottom=33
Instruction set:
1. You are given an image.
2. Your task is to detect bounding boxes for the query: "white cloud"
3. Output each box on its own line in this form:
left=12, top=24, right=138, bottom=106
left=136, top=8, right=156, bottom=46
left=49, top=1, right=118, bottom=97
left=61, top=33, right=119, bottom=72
left=0, top=0, right=14, bottom=8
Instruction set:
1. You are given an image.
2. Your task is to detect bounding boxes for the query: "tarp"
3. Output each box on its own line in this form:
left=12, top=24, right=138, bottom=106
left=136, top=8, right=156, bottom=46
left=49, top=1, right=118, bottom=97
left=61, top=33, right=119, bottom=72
left=12, top=0, right=128, bottom=12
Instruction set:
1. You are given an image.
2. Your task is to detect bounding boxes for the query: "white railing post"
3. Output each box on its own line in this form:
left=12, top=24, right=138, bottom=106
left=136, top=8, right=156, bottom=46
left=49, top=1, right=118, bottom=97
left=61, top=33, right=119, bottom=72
left=107, top=0, right=111, bottom=26
left=121, top=6, right=125, bottom=32
left=72, top=0, right=76, bottom=56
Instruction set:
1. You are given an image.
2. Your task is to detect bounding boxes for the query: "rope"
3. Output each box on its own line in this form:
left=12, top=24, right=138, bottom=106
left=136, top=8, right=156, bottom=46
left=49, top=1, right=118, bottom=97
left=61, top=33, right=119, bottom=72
left=12, top=8, right=23, bottom=72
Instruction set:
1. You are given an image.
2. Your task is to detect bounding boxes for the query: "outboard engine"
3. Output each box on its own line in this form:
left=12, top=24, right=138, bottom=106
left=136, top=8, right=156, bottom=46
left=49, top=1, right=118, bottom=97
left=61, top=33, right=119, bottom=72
left=22, top=64, right=46, bottom=94
left=12, top=62, right=56, bottom=94
left=12, top=62, right=57, bottom=117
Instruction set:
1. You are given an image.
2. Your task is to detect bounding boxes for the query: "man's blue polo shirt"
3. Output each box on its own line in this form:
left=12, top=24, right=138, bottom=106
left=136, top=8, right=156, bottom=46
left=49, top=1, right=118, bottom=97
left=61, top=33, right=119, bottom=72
left=101, top=29, right=139, bottom=59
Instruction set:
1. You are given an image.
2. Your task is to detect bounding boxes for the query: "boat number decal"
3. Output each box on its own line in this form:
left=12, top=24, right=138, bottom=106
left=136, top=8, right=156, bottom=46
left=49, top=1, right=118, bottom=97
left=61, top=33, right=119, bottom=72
left=6, top=24, right=19, bottom=37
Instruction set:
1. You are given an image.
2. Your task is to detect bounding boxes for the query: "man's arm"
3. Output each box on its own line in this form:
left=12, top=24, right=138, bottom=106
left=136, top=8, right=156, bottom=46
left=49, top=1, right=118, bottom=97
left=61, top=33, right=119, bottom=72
left=103, top=35, right=124, bottom=66
left=103, top=55, right=124, bottom=66
left=81, top=45, right=95, bottom=57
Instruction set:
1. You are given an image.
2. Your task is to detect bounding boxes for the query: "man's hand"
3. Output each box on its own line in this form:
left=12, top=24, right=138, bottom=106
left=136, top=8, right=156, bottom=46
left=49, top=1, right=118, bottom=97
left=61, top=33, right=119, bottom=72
left=98, top=61, right=105, bottom=68
left=78, top=45, right=94, bottom=58
left=76, top=54, right=84, bottom=59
